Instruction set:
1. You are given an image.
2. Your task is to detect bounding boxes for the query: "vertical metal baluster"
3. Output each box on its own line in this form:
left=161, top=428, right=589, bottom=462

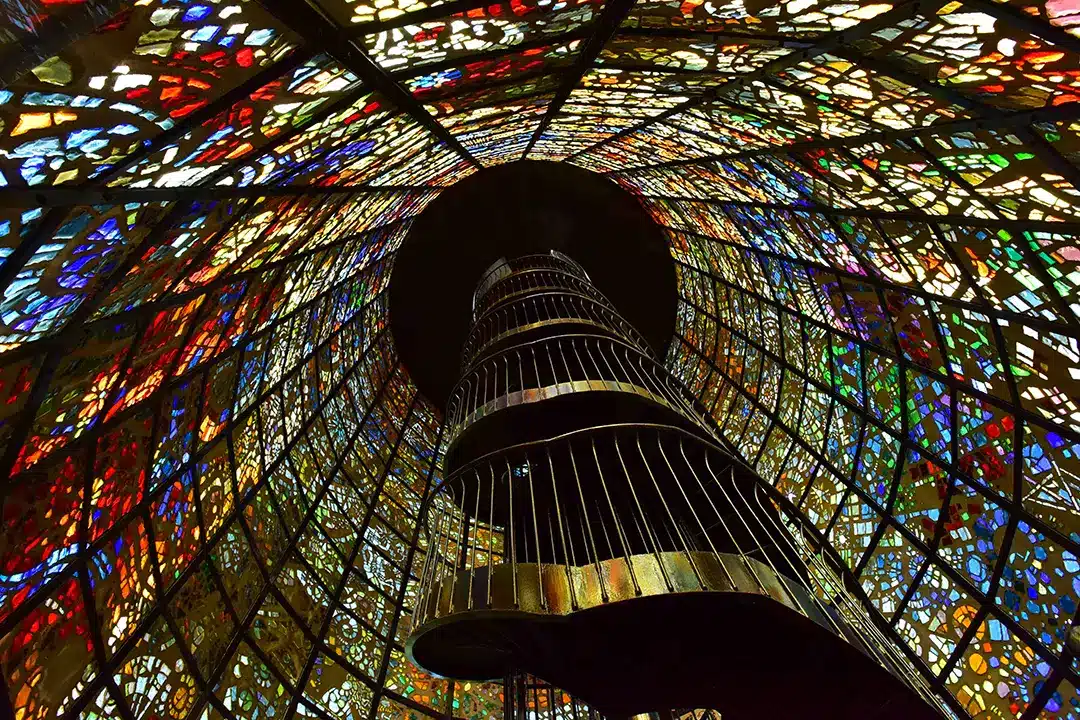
left=635, top=351, right=664, bottom=396
left=581, top=336, right=611, bottom=387
left=594, top=337, right=624, bottom=389
left=558, top=335, right=574, bottom=382
left=614, top=432, right=670, bottom=591
left=564, top=497, right=578, bottom=569
left=526, top=457, right=545, bottom=610
left=594, top=499, right=616, bottom=561
left=619, top=345, right=660, bottom=399
left=488, top=463, right=495, bottom=608
left=437, top=494, right=457, bottom=615
left=520, top=477, right=531, bottom=566
left=459, top=378, right=470, bottom=422
left=643, top=432, right=705, bottom=589
left=448, top=490, right=469, bottom=615
left=531, top=346, right=541, bottom=390
left=548, top=445, right=576, bottom=609
left=638, top=350, right=671, bottom=402
left=700, top=453, right=767, bottom=594
left=608, top=337, right=630, bottom=383
left=570, top=338, right=589, bottom=385
left=451, top=381, right=465, bottom=426
left=660, top=514, right=679, bottom=552
left=546, top=512, right=558, bottom=566
left=418, top=502, right=444, bottom=619
left=663, top=437, right=731, bottom=587
left=429, top=503, right=451, bottom=612
left=415, top=505, right=433, bottom=617
left=516, top=349, right=525, bottom=397
left=569, top=441, right=607, bottom=602
left=676, top=441, right=735, bottom=588
left=503, top=458, right=518, bottom=608
left=628, top=509, right=649, bottom=559
left=591, top=436, right=640, bottom=594
left=468, top=470, right=481, bottom=611
left=547, top=339, right=560, bottom=386
left=471, top=369, right=481, bottom=418
left=439, top=494, right=458, bottom=617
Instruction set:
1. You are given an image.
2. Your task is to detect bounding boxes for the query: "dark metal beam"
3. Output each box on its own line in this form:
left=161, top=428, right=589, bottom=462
left=605, top=100, right=1080, bottom=174
left=563, top=0, right=932, bottom=161
left=353, top=0, right=492, bottom=36
left=389, top=28, right=593, bottom=80
left=617, top=25, right=814, bottom=48
left=591, top=60, right=731, bottom=77
left=962, top=0, right=1080, bottom=57
left=0, top=182, right=438, bottom=208
left=256, top=0, right=481, bottom=168
left=413, top=67, right=564, bottom=107
left=369, top=419, right=445, bottom=716
left=522, top=0, right=640, bottom=157
left=643, top=194, right=1080, bottom=234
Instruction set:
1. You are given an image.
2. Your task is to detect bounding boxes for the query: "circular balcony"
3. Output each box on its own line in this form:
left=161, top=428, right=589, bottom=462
left=407, top=423, right=941, bottom=719
left=473, top=268, right=606, bottom=321
left=444, top=334, right=711, bottom=467
left=463, top=292, right=651, bottom=369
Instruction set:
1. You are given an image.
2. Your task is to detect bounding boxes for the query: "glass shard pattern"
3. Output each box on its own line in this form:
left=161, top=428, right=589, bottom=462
left=3, top=0, right=1080, bottom=718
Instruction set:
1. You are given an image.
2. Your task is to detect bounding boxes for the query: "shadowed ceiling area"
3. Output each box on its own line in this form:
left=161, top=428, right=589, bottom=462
left=1, top=0, right=1080, bottom=719
left=390, top=160, right=673, bottom=409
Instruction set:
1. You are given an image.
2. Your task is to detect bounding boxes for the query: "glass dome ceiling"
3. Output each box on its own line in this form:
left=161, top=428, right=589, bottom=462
left=1, top=0, right=1080, bottom=718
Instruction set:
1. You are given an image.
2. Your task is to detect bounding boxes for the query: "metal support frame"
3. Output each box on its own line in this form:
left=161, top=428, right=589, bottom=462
left=563, top=0, right=932, bottom=161
left=1, top=315, right=400, bottom=717
left=255, top=0, right=481, bottom=168
left=0, top=182, right=437, bottom=208
left=389, top=29, right=595, bottom=81
left=522, top=0, right=640, bottom=157
left=603, top=99, right=1080, bottom=175
left=355, top=0, right=493, bottom=35
left=369, top=421, right=447, bottom=715
left=668, top=230, right=1080, bottom=708
left=641, top=194, right=1080, bottom=234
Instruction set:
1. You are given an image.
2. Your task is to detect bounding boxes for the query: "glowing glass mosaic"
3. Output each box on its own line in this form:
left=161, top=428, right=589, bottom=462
left=2, top=0, right=1080, bottom=718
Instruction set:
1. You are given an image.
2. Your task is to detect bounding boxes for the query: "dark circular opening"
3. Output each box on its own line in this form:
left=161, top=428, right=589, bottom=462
left=389, top=160, right=676, bottom=411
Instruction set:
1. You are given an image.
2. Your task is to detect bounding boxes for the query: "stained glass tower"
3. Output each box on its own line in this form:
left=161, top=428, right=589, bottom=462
left=1, top=1, right=1080, bottom=719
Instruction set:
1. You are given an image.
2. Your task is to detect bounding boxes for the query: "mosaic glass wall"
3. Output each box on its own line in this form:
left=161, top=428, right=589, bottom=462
left=2, top=0, right=1080, bottom=718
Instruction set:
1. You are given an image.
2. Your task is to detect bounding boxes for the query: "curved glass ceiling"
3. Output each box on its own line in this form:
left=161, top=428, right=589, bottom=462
left=1, top=0, right=1080, bottom=718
